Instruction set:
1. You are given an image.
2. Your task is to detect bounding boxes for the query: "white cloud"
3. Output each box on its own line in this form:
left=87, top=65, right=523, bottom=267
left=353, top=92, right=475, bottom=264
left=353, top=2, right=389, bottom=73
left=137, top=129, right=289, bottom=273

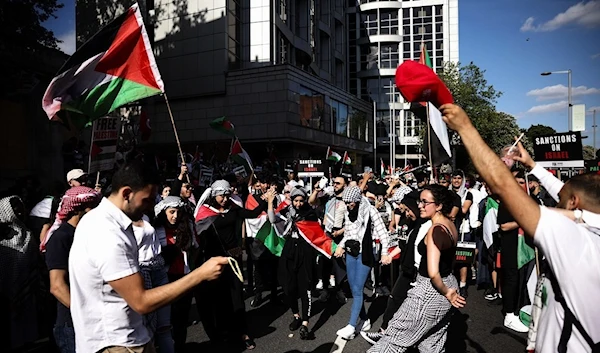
left=57, top=28, right=76, bottom=55
left=526, top=84, right=600, bottom=101
left=589, top=106, right=600, bottom=112
left=520, top=0, right=600, bottom=32
left=592, top=53, right=600, bottom=59
left=526, top=100, right=569, bottom=114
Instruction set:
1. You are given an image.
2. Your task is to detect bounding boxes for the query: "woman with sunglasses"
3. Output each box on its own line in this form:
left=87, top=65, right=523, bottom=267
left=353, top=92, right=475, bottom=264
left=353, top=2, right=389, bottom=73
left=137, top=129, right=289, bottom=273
left=194, top=180, right=269, bottom=350
left=369, top=184, right=466, bottom=353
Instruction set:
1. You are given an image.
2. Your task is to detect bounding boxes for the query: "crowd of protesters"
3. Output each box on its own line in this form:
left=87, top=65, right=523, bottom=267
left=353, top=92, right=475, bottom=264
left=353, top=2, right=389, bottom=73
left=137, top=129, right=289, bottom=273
left=1, top=104, right=598, bottom=353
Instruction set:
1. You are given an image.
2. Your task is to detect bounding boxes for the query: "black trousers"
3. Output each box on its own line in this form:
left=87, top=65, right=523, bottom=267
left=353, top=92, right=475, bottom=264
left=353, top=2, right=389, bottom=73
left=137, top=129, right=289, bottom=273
left=280, top=238, right=315, bottom=322
left=169, top=274, right=193, bottom=353
left=381, top=271, right=413, bottom=330
left=245, top=238, right=256, bottom=293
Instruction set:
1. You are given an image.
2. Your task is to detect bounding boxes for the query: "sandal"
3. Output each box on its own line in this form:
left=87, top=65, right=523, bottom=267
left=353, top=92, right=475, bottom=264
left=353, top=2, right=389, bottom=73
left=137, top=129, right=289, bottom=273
left=243, top=337, right=256, bottom=350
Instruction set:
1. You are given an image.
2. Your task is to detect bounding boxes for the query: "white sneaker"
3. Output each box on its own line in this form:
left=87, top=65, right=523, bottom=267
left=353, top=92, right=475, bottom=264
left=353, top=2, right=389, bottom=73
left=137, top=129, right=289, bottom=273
left=336, top=324, right=356, bottom=340
left=329, top=276, right=336, bottom=288
left=316, top=279, right=323, bottom=290
left=356, top=319, right=371, bottom=332
left=504, top=313, right=529, bottom=333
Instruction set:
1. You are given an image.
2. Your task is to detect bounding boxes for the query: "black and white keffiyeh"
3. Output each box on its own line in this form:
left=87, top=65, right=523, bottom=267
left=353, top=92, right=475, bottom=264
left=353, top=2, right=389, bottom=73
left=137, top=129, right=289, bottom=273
left=342, top=186, right=363, bottom=203
left=154, top=196, right=185, bottom=217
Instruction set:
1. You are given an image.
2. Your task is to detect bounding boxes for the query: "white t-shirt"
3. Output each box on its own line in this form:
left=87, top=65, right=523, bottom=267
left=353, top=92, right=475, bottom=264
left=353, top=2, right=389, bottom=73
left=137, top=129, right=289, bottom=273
left=69, top=198, right=151, bottom=353
left=133, top=215, right=161, bottom=265
left=534, top=207, right=600, bottom=353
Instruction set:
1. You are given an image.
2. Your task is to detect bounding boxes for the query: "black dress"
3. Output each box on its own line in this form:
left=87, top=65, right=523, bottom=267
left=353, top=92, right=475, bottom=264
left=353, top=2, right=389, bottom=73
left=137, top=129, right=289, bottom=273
left=197, top=203, right=266, bottom=343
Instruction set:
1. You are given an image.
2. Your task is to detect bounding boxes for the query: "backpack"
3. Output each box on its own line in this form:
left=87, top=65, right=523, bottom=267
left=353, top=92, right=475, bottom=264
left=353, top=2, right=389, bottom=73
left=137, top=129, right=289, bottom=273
left=548, top=271, right=600, bottom=353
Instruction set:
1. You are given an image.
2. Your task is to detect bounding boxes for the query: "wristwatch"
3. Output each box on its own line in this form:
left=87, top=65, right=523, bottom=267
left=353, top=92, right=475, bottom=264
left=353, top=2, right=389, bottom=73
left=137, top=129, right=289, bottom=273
left=573, top=209, right=583, bottom=223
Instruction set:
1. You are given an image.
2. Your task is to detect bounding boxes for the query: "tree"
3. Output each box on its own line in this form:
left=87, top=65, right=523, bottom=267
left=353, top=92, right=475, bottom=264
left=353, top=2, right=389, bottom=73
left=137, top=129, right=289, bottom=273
left=0, top=0, right=63, bottom=52
left=583, top=145, right=597, bottom=160
left=525, top=124, right=556, bottom=143
left=438, top=62, right=521, bottom=154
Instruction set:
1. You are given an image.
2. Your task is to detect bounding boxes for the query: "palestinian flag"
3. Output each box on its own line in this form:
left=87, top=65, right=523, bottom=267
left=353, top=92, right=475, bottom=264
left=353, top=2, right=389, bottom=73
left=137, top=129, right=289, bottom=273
left=231, top=138, right=253, bottom=175
left=411, top=102, right=452, bottom=166
left=244, top=195, right=288, bottom=238
left=326, top=146, right=342, bottom=162
left=42, top=3, right=164, bottom=124
left=209, top=117, right=236, bottom=137
left=482, top=197, right=499, bottom=249
left=342, top=151, right=352, bottom=165
left=517, top=228, right=535, bottom=269
left=255, top=218, right=287, bottom=257
left=296, top=220, right=337, bottom=259
left=195, top=205, right=223, bottom=234
left=380, top=159, right=386, bottom=178
left=418, top=41, right=433, bottom=69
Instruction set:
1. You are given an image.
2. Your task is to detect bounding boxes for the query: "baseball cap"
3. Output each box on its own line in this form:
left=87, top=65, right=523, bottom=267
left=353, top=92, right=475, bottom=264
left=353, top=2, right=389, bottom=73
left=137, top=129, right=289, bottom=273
left=395, top=60, right=454, bottom=108
left=67, top=169, right=87, bottom=182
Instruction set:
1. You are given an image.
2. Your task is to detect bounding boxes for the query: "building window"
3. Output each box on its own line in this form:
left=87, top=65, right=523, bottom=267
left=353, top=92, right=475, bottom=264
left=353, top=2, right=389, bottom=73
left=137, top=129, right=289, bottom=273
left=363, top=13, right=378, bottom=35
left=380, top=11, right=398, bottom=35
left=331, top=100, right=349, bottom=136
left=278, top=0, right=288, bottom=22
left=383, top=78, right=400, bottom=103
left=403, top=110, right=422, bottom=138
left=299, top=87, right=326, bottom=130
left=277, top=33, right=290, bottom=64
left=227, top=0, right=241, bottom=69
left=380, top=43, right=399, bottom=69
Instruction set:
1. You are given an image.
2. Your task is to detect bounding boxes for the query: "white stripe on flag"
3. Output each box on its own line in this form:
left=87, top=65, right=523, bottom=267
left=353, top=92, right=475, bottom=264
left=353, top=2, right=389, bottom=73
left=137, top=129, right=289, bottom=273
left=427, top=103, right=452, bottom=158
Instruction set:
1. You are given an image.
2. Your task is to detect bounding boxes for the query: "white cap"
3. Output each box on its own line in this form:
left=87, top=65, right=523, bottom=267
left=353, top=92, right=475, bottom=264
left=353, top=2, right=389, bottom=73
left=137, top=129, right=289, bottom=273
left=67, top=169, right=87, bottom=182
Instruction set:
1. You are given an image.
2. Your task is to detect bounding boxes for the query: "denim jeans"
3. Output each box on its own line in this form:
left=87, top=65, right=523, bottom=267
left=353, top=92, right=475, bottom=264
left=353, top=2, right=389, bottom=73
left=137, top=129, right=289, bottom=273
left=151, top=268, right=174, bottom=353
left=53, top=323, right=75, bottom=353
left=346, top=253, right=371, bottom=327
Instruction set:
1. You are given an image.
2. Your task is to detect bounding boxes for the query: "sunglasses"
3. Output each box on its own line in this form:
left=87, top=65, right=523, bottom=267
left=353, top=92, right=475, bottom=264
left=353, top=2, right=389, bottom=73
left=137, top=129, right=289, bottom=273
left=333, top=182, right=342, bottom=185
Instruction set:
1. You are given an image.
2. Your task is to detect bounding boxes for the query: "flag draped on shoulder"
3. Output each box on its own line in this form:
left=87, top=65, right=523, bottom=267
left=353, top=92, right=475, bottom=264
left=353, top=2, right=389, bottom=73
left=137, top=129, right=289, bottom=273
left=194, top=204, right=222, bottom=234
left=42, top=3, right=164, bottom=123
left=296, top=220, right=338, bottom=259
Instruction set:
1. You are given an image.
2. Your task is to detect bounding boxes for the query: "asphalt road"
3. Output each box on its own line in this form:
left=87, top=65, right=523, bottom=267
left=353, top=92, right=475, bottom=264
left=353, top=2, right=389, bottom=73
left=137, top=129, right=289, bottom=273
left=185, top=284, right=528, bottom=353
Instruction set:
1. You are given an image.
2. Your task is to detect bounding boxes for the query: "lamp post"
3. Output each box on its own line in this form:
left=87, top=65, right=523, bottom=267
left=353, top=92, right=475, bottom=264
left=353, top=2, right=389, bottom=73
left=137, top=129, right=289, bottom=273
left=541, top=70, right=572, bottom=131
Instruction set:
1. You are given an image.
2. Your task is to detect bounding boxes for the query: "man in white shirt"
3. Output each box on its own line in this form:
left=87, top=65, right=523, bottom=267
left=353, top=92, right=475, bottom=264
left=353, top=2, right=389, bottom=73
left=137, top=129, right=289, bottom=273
left=69, top=161, right=228, bottom=353
left=441, top=104, right=600, bottom=353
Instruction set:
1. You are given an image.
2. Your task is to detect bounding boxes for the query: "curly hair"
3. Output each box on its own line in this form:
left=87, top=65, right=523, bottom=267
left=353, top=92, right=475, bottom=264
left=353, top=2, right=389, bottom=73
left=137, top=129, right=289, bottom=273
left=422, top=184, right=455, bottom=216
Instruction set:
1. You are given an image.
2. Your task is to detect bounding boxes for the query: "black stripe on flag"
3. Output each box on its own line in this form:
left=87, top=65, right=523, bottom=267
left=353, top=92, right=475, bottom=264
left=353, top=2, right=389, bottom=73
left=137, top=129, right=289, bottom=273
left=56, top=9, right=130, bottom=76
left=411, top=102, right=451, bottom=166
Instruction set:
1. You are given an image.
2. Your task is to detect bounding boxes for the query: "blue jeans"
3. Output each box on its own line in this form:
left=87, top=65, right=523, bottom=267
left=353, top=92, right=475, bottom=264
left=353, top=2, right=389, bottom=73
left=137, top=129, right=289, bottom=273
left=346, top=253, right=371, bottom=327
left=151, top=268, right=174, bottom=353
left=53, top=323, right=75, bottom=353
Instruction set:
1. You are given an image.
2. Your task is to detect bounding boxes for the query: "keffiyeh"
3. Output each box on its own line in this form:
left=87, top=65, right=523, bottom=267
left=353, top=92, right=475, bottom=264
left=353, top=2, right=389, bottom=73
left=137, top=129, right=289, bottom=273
left=41, top=187, right=101, bottom=251
left=290, top=187, right=307, bottom=199
left=342, top=185, right=363, bottom=203
left=154, top=196, right=185, bottom=217
left=391, top=185, right=413, bottom=204
left=210, top=180, right=232, bottom=196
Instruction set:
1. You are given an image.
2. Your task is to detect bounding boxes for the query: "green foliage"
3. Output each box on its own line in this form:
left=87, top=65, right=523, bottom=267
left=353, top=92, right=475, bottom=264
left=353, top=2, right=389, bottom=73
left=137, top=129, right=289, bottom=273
left=0, top=0, right=64, bottom=51
left=583, top=145, right=597, bottom=160
left=525, top=124, right=557, bottom=143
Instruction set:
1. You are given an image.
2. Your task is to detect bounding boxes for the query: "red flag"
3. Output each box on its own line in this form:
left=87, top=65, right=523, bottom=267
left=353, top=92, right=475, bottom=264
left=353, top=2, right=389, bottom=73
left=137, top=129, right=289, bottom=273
left=195, top=205, right=221, bottom=234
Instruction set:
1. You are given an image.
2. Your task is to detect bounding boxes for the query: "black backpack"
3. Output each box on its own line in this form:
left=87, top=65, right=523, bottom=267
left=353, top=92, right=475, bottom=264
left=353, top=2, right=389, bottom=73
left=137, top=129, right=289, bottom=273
left=548, top=271, right=600, bottom=353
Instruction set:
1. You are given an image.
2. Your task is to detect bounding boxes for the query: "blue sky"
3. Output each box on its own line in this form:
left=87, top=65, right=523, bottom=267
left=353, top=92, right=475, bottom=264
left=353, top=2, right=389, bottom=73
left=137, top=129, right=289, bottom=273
left=45, top=0, right=600, bottom=145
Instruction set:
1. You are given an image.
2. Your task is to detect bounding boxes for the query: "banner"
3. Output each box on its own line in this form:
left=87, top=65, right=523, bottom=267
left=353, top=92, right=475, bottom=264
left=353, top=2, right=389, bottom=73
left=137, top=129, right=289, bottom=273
left=199, top=166, right=214, bottom=187
left=89, top=116, right=120, bottom=173
left=533, top=132, right=583, bottom=162
left=297, top=159, right=325, bottom=178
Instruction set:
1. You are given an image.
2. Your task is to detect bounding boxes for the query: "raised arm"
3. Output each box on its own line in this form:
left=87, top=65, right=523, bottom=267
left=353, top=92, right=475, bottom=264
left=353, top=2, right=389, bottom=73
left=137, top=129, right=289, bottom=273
left=440, top=104, right=541, bottom=238
left=512, top=141, right=563, bottom=202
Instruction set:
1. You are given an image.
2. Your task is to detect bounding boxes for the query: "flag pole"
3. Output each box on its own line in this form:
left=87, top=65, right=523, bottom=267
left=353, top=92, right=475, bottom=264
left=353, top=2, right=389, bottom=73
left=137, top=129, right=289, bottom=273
left=163, top=93, right=190, bottom=183
left=426, top=103, right=434, bottom=182
left=95, top=171, right=100, bottom=188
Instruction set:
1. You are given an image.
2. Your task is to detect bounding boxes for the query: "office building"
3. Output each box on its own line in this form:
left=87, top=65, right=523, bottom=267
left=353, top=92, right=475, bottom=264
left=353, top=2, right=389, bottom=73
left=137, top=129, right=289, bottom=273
left=76, top=0, right=373, bottom=171
left=348, top=0, right=459, bottom=167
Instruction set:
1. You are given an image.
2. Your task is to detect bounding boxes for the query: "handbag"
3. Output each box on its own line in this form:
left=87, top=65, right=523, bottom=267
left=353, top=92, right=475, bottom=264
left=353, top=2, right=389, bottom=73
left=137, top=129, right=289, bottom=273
left=345, top=239, right=360, bottom=257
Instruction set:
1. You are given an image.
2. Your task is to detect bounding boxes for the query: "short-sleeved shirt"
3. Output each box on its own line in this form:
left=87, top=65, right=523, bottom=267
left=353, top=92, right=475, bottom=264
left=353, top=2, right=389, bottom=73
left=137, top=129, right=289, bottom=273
left=534, top=207, right=600, bottom=353
left=133, top=216, right=161, bottom=265
left=69, top=198, right=151, bottom=353
left=45, top=222, right=75, bottom=326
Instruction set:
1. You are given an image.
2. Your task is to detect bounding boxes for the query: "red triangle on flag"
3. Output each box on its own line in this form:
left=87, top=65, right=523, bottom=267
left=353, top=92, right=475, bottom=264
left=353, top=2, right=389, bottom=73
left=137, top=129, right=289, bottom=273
left=95, top=7, right=161, bottom=90
left=91, top=143, right=103, bottom=158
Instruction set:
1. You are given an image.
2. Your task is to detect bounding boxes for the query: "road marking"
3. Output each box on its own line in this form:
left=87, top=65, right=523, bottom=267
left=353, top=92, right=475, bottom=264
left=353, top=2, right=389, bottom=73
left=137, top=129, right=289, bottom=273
left=330, top=336, right=347, bottom=353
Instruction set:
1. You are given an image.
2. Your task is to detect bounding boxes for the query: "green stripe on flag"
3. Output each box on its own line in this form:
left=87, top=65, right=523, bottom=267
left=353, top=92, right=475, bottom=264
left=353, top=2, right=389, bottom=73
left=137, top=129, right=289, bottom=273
left=64, top=77, right=161, bottom=119
left=255, top=220, right=285, bottom=257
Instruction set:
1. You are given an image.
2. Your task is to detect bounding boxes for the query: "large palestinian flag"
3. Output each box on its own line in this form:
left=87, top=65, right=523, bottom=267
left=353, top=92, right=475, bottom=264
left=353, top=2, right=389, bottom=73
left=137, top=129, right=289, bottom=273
left=42, top=3, right=164, bottom=123
left=195, top=205, right=223, bottom=234
left=296, top=220, right=337, bottom=259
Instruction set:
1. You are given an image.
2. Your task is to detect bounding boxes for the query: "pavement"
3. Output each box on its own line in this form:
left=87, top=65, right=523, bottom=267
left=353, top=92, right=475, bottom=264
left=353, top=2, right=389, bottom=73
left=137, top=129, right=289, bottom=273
left=185, top=284, right=529, bottom=353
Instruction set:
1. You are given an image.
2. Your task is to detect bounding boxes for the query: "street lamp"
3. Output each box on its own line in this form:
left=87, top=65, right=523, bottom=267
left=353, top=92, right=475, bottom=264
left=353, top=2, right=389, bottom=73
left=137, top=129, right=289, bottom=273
left=541, top=70, right=572, bottom=131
